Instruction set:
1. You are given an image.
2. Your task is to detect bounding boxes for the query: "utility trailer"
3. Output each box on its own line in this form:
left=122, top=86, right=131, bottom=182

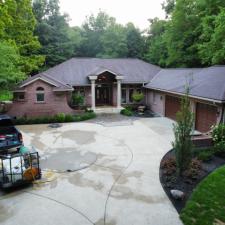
left=0, top=150, right=41, bottom=188
left=0, top=114, right=41, bottom=188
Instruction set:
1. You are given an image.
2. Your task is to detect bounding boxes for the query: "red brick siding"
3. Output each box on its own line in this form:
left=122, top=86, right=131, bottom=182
left=7, top=80, right=74, bottom=118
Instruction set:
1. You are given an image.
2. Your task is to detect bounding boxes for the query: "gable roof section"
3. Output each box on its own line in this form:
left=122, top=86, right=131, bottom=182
left=39, top=58, right=161, bottom=85
left=145, top=66, right=225, bottom=102
left=15, top=73, right=73, bottom=92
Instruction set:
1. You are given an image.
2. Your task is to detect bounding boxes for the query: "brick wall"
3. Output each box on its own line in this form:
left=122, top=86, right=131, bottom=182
left=7, top=80, right=74, bottom=118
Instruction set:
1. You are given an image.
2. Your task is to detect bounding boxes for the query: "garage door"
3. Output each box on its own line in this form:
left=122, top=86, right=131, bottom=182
left=195, top=103, right=217, bottom=133
left=165, top=96, right=181, bottom=121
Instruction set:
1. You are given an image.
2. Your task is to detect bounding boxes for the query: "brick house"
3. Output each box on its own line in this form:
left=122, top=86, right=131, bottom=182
left=8, top=58, right=225, bottom=133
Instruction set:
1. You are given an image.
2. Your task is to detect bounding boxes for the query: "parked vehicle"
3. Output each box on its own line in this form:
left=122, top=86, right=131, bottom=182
left=0, top=114, right=23, bottom=151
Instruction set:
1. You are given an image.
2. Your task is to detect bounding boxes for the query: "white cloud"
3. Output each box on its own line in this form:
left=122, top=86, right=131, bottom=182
left=59, top=0, right=165, bottom=30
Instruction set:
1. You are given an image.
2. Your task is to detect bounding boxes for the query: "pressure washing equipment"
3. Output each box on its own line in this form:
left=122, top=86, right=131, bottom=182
left=0, top=146, right=41, bottom=188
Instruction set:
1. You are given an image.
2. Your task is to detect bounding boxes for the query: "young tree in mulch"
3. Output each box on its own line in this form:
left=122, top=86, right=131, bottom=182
left=172, top=88, right=194, bottom=177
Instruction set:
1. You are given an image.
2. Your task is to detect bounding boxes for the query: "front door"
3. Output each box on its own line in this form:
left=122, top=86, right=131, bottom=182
left=96, top=85, right=111, bottom=105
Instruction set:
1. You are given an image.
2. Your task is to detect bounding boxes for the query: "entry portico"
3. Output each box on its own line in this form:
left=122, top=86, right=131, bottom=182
left=88, top=68, right=124, bottom=111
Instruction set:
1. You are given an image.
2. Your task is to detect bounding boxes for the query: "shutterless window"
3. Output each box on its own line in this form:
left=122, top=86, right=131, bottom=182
left=121, top=89, right=127, bottom=103
left=36, top=87, right=45, bottom=102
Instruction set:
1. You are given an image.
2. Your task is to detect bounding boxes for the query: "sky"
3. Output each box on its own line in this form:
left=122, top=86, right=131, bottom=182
left=59, top=0, right=165, bottom=30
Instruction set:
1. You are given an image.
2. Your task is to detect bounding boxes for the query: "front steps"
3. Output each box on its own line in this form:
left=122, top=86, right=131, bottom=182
left=94, top=106, right=123, bottom=114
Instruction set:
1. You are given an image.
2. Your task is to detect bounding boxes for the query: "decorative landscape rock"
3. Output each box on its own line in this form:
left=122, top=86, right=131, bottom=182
left=170, top=189, right=185, bottom=200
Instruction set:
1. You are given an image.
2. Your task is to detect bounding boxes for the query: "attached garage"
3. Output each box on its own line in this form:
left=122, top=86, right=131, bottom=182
left=195, top=103, right=217, bottom=133
left=165, top=95, right=181, bottom=121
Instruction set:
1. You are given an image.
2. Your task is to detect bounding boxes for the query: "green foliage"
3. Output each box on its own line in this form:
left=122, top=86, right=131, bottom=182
left=77, top=11, right=145, bottom=59
left=0, top=42, right=25, bottom=91
left=144, top=18, right=168, bottom=67
left=54, top=113, right=65, bottom=123
left=73, top=112, right=96, bottom=121
left=198, top=8, right=225, bottom=65
left=71, top=93, right=84, bottom=107
left=146, top=0, right=225, bottom=67
left=180, top=165, right=225, bottom=225
left=15, top=112, right=96, bottom=125
left=212, top=124, right=225, bottom=155
left=125, top=23, right=145, bottom=58
left=132, top=91, right=144, bottom=103
left=2, top=0, right=44, bottom=74
left=33, top=0, right=81, bottom=68
left=0, top=90, right=13, bottom=101
left=172, top=89, right=194, bottom=176
left=120, top=107, right=133, bottom=117
left=196, top=149, right=214, bottom=161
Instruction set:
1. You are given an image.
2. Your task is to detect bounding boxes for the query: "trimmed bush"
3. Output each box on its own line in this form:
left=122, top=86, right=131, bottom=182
left=64, top=114, right=74, bottom=122
left=132, top=91, right=144, bottom=103
left=54, top=113, right=65, bottom=123
left=197, top=149, right=214, bottom=161
left=120, top=108, right=133, bottom=116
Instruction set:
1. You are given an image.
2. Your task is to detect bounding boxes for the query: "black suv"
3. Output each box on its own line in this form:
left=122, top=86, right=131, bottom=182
left=0, top=115, right=23, bottom=151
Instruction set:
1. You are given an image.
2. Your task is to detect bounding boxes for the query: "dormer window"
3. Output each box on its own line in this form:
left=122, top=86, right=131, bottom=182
left=36, top=87, right=45, bottom=102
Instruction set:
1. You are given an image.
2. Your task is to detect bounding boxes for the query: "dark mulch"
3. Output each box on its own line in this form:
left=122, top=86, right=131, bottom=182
left=159, top=149, right=225, bottom=213
left=132, top=109, right=159, bottom=118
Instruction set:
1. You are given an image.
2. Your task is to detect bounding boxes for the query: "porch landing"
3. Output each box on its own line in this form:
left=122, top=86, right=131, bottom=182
left=94, top=106, right=124, bottom=114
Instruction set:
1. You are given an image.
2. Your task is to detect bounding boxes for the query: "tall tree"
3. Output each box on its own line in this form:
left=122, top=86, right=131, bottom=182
left=33, top=0, right=81, bottom=69
left=125, top=23, right=145, bottom=58
left=164, top=0, right=201, bottom=67
left=144, top=18, right=168, bottom=67
left=4, top=0, right=44, bottom=74
left=198, top=8, right=225, bottom=65
left=78, top=11, right=115, bottom=57
left=99, top=23, right=128, bottom=58
left=0, top=42, right=25, bottom=90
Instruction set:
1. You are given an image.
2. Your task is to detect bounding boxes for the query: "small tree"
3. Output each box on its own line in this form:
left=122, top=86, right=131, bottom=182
left=71, top=93, right=84, bottom=109
left=172, top=88, right=194, bottom=176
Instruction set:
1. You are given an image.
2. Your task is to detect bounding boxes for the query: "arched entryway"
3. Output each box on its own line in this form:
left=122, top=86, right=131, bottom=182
left=95, top=72, right=115, bottom=106
left=88, top=68, right=124, bottom=111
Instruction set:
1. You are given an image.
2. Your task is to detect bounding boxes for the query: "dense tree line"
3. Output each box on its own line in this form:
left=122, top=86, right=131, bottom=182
left=145, top=0, right=225, bottom=67
left=1, top=0, right=225, bottom=100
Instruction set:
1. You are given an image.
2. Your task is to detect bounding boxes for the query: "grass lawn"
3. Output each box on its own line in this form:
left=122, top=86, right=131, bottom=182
left=180, top=165, right=225, bottom=225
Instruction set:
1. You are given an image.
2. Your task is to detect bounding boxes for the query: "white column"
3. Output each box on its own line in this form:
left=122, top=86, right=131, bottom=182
left=91, top=80, right=96, bottom=111
left=117, top=79, right=122, bottom=109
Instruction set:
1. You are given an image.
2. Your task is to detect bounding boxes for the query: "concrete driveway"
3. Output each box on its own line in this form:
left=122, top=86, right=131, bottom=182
left=0, top=116, right=182, bottom=225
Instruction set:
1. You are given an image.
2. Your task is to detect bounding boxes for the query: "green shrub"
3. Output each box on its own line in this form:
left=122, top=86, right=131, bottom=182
left=74, top=112, right=96, bottom=121
left=212, top=124, right=225, bottom=155
left=197, top=149, right=214, bottom=161
left=54, top=113, right=65, bottom=123
left=120, top=108, right=133, bottom=116
left=65, top=114, right=74, bottom=122
left=71, top=93, right=84, bottom=107
left=132, top=91, right=144, bottom=103
left=15, top=112, right=96, bottom=125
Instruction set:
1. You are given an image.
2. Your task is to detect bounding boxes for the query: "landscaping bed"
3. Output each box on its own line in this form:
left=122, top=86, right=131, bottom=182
left=160, top=149, right=225, bottom=213
left=15, top=111, right=96, bottom=125
left=120, top=106, right=159, bottom=118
